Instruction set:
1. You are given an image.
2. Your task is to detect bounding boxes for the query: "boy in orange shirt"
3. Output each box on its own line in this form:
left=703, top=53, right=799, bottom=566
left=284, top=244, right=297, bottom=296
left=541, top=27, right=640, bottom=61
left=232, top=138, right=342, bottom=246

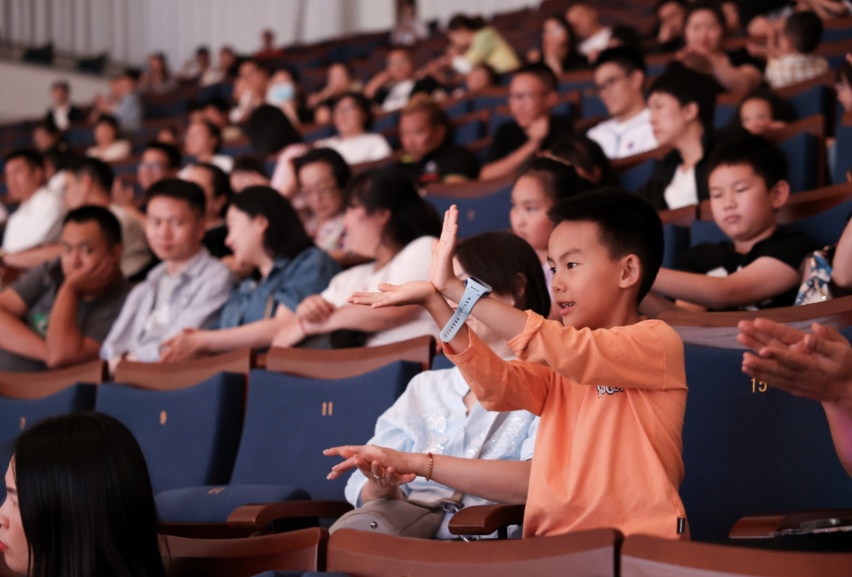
left=329, top=189, right=688, bottom=539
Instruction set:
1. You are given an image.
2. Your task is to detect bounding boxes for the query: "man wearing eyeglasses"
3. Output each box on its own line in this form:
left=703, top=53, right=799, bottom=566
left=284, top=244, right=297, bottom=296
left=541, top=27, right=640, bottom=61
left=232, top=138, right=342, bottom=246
left=480, top=63, right=573, bottom=180
left=587, top=46, right=658, bottom=160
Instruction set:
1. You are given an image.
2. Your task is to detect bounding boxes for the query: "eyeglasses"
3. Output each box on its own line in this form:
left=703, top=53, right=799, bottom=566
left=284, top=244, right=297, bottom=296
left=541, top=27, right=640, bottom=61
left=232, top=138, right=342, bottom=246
left=594, top=74, right=628, bottom=95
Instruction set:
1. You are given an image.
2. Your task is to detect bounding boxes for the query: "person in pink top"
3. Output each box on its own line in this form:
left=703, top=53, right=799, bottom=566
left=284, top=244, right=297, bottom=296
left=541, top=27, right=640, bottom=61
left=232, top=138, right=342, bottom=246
left=329, top=190, right=689, bottom=539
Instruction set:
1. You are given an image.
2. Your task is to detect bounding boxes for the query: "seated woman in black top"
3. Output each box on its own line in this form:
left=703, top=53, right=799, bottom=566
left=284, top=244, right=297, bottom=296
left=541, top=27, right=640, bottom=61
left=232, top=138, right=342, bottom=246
left=526, top=15, right=588, bottom=75
left=640, top=67, right=720, bottom=210
left=673, top=1, right=763, bottom=94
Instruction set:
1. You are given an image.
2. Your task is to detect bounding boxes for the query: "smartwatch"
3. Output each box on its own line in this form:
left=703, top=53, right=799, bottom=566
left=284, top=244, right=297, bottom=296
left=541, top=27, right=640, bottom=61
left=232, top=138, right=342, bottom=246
left=440, top=276, right=492, bottom=343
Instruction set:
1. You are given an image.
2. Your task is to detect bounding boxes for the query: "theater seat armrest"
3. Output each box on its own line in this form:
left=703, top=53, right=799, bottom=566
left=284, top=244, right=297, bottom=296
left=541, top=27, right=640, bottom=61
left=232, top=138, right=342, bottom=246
left=227, top=500, right=354, bottom=528
left=159, top=521, right=258, bottom=539
left=448, top=503, right=526, bottom=536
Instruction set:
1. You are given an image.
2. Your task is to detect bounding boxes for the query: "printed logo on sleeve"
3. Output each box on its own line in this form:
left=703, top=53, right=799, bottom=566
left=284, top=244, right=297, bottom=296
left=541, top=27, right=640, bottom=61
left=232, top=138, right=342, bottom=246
left=596, top=386, right=625, bottom=398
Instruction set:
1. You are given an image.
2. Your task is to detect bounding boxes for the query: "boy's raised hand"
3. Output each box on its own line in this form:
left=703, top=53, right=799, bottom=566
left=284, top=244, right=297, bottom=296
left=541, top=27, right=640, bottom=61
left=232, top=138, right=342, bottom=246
left=431, top=206, right=465, bottom=301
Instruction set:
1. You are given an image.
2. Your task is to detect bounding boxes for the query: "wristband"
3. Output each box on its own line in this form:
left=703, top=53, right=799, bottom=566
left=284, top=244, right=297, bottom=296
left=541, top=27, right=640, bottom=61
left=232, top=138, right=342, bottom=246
left=440, top=276, right=492, bottom=343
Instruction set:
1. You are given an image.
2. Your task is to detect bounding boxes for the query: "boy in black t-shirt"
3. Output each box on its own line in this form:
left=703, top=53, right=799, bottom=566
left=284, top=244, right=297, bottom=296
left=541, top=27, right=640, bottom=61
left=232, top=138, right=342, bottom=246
left=642, top=134, right=817, bottom=314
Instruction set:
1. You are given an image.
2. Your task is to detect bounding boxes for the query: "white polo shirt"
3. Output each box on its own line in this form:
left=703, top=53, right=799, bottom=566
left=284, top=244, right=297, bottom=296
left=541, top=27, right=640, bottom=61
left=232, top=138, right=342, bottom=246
left=587, top=108, right=658, bottom=159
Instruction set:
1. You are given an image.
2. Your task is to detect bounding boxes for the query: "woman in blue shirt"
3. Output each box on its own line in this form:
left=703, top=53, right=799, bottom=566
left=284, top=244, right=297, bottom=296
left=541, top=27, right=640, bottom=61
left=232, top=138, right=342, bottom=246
left=159, top=186, right=339, bottom=361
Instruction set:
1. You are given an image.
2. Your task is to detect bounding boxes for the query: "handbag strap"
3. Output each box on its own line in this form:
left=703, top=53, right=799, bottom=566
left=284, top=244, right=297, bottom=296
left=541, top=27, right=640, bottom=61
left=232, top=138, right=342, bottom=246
left=445, top=411, right=511, bottom=506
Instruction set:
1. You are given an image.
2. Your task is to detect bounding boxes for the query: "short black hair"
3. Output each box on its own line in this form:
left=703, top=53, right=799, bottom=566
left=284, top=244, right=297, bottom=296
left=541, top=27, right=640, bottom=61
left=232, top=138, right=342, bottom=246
left=70, top=157, right=114, bottom=192
left=609, top=25, right=642, bottom=52
left=232, top=155, right=269, bottom=178
left=447, top=14, right=487, bottom=31
left=548, top=188, right=663, bottom=304
left=231, top=186, right=314, bottom=260
left=64, top=205, right=123, bottom=246
left=549, top=134, right=616, bottom=187
left=33, top=120, right=60, bottom=136
left=784, top=10, right=823, bottom=54
left=294, top=147, right=352, bottom=192
left=705, top=134, right=788, bottom=189
left=593, top=45, right=646, bottom=76
left=146, top=178, right=206, bottom=219
left=142, top=141, right=182, bottom=169
left=520, top=155, right=594, bottom=203
left=204, top=97, right=231, bottom=114
left=513, top=62, right=558, bottom=93
left=734, top=88, right=796, bottom=127
left=331, top=91, right=374, bottom=130
left=346, top=169, right=441, bottom=248
left=4, top=148, right=44, bottom=170
left=684, top=1, right=726, bottom=34
left=455, top=231, right=551, bottom=318
left=95, top=114, right=120, bottom=131
left=648, top=66, right=717, bottom=130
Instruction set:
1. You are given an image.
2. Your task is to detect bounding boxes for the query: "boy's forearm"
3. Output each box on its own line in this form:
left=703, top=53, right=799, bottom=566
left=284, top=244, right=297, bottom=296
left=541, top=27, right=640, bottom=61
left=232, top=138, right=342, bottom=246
left=436, top=277, right=528, bottom=342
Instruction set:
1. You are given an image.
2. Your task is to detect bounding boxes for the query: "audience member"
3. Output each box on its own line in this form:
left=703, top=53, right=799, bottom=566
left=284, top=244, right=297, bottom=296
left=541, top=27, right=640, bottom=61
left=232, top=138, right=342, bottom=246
left=138, top=52, right=177, bottom=94
left=159, top=186, right=339, bottom=362
left=738, top=318, right=852, bottom=478
left=327, top=231, right=548, bottom=539
left=645, top=135, right=816, bottom=313
left=348, top=193, right=687, bottom=540
left=394, top=95, right=481, bottom=184
left=44, top=80, right=85, bottom=131
left=765, top=10, right=829, bottom=88
left=364, top=48, right=443, bottom=113
left=674, top=1, right=763, bottom=94
left=100, top=179, right=233, bottom=366
left=86, top=115, right=131, bottom=162
left=307, top=62, right=362, bottom=124
left=41, top=145, right=77, bottom=197
left=255, top=28, right=284, bottom=59
left=836, top=57, right=852, bottom=113
left=230, top=59, right=270, bottom=124
left=831, top=218, right=852, bottom=290
left=390, top=0, right=430, bottom=46
left=566, top=3, right=613, bottom=61
left=316, top=92, right=393, bottom=165
left=481, top=64, right=571, bottom=180
left=655, top=0, right=687, bottom=52
left=30, top=121, right=62, bottom=154
left=1, top=413, right=166, bottom=577
left=1, top=149, right=65, bottom=264
left=587, top=46, right=658, bottom=159
left=179, top=45, right=212, bottom=83
left=455, top=63, right=499, bottom=96
left=156, top=125, right=180, bottom=146
left=271, top=170, right=441, bottom=349
left=640, top=67, right=722, bottom=209
left=200, top=97, right=243, bottom=142
left=180, top=162, right=233, bottom=259
left=294, top=148, right=352, bottom=258
left=0, top=206, right=129, bottom=372
left=444, top=14, right=521, bottom=75
left=734, top=88, right=795, bottom=135
left=527, top=15, right=588, bottom=75
left=180, top=118, right=233, bottom=173
left=510, top=154, right=594, bottom=268
left=230, top=155, right=270, bottom=193
left=90, top=69, right=144, bottom=132
left=137, top=141, right=181, bottom=192
left=65, top=158, right=152, bottom=279
left=266, top=67, right=308, bottom=127
left=245, top=104, right=309, bottom=203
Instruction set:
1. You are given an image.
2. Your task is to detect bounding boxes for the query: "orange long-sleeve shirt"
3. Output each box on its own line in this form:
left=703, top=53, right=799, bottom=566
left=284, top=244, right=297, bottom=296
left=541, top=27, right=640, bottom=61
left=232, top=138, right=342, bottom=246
left=447, top=311, right=688, bottom=539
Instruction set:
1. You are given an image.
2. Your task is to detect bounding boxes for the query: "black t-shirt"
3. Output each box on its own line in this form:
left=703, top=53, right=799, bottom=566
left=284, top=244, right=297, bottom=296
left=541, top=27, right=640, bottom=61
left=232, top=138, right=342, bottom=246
left=487, top=114, right=574, bottom=163
left=676, top=226, right=818, bottom=310
left=394, top=143, right=481, bottom=185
